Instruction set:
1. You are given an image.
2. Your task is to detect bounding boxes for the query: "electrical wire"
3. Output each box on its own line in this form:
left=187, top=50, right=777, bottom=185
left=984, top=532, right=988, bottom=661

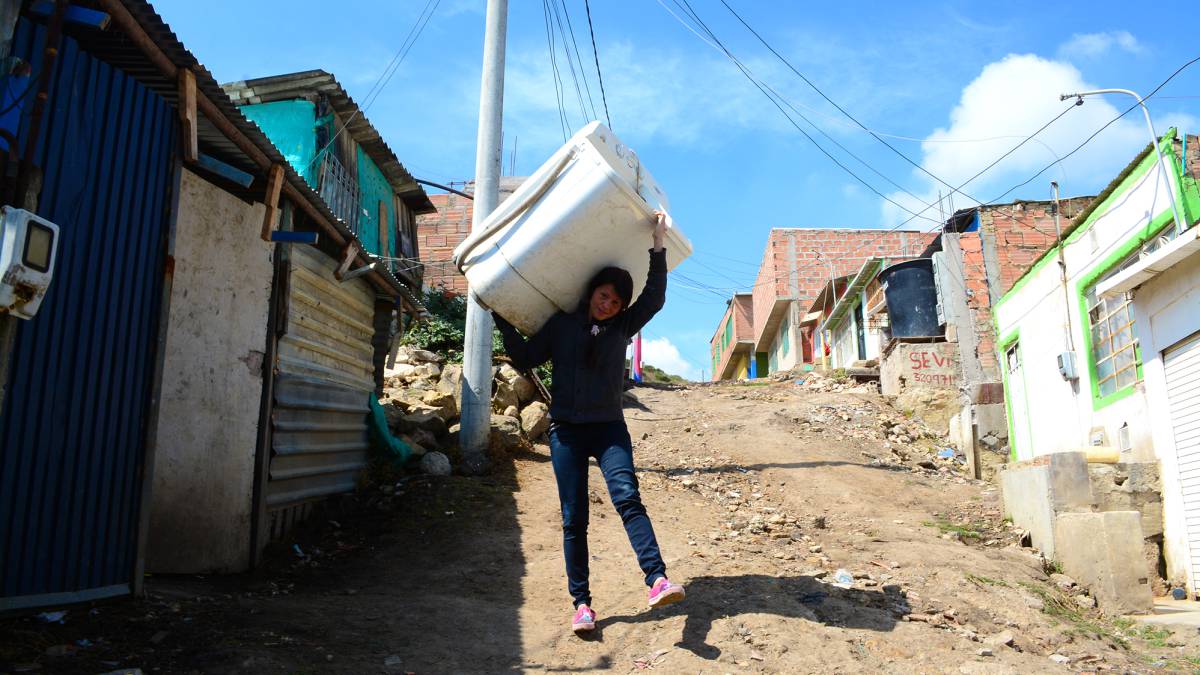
left=717, top=0, right=990, bottom=208
left=655, top=0, right=942, bottom=225
left=986, top=54, right=1200, bottom=205
left=555, top=0, right=599, bottom=121
left=547, top=0, right=593, bottom=122
left=583, top=0, right=613, bottom=129
left=542, top=0, right=571, bottom=141
left=303, top=0, right=441, bottom=174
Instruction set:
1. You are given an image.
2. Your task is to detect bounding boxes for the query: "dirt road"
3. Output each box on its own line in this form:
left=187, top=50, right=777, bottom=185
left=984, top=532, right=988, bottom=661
left=3, top=379, right=1197, bottom=674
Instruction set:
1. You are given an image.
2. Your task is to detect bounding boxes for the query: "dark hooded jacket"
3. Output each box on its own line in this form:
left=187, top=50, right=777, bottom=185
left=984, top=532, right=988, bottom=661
left=495, top=248, right=667, bottom=423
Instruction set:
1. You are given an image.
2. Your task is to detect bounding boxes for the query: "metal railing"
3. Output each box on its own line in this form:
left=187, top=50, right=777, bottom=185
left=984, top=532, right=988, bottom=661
left=317, top=150, right=361, bottom=236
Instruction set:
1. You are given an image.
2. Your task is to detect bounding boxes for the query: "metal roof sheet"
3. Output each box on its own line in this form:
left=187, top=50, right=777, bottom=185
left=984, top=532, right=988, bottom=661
left=59, top=0, right=419, bottom=301
left=222, top=70, right=435, bottom=215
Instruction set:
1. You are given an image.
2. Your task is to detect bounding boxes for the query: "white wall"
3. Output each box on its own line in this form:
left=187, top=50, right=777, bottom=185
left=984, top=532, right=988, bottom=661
left=147, top=168, right=273, bottom=573
left=830, top=291, right=884, bottom=368
left=768, top=302, right=799, bottom=373
left=994, top=150, right=1181, bottom=462
left=1130, top=251, right=1200, bottom=589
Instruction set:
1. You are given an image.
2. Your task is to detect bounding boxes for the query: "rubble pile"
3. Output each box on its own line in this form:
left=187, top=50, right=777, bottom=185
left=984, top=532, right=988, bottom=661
left=790, top=371, right=877, bottom=394
left=379, top=347, right=550, bottom=472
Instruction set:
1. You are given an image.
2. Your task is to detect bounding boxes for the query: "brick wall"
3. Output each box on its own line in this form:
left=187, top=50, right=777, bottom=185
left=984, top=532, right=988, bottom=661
left=750, top=228, right=938, bottom=345
left=414, top=178, right=526, bottom=294
left=963, top=198, right=1092, bottom=378
left=733, top=294, right=753, bottom=338
left=415, top=192, right=471, bottom=294
left=707, top=294, right=756, bottom=380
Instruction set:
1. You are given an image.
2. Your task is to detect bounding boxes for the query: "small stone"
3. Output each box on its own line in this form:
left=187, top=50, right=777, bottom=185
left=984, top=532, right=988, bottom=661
left=808, top=545, right=823, bottom=553
left=976, top=648, right=993, bottom=657
left=813, top=516, right=827, bottom=529
left=1074, top=594, right=1096, bottom=609
left=983, top=630, right=1014, bottom=647
left=1048, top=654, right=1070, bottom=665
left=1050, top=573, right=1076, bottom=591
left=749, top=651, right=764, bottom=661
left=419, top=451, right=452, bottom=476
left=383, top=654, right=404, bottom=669
left=520, top=402, right=551, bottom=439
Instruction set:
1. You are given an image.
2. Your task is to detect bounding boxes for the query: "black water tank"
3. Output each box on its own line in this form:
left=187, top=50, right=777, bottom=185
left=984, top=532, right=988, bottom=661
left=880, top=259, right=941, bottom=338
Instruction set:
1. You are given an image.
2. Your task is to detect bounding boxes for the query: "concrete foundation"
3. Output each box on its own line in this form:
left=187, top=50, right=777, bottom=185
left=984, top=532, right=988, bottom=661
left=999, top=452, right=1094, bottom=558
left=1055, top=511, right=1154, bottom=614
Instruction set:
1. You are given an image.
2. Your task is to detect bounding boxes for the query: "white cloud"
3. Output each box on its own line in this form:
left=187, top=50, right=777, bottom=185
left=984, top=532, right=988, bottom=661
left=1058, top=31, right=1142, bottom=59
left=641, top=336, right=700, bottom=381
left=880, top=53, right=1197, bottom=225
left=493, top=39, right=803, bottom=170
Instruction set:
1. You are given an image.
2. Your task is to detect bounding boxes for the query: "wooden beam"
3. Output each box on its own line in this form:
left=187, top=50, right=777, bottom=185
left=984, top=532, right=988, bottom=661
left=269, top=230, right=319, bottom=244
left=335, top=243, right=358, bottom=280
left=195, top=152, right=253, bottom=188
left=93, top=0, right=402, bottom=297
left=177, top=68, right=197, bottom=162
left=260, top=163, right=284, bottom=241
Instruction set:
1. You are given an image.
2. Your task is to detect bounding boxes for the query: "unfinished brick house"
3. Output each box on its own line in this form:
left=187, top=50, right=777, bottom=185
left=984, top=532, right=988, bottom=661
left=415, top=177, right=525, bottom=294
left=750, top=228, right=937, bottom=374
left=709, top=293, right=755, bottom=380
left=904, top=196, right=1094, bottom=475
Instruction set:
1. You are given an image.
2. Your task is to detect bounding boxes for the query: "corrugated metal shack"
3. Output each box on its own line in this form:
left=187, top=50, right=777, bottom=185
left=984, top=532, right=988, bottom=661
left=221, top=71, right=436, bottom=550
left=0, top=0, right=431, bottom=610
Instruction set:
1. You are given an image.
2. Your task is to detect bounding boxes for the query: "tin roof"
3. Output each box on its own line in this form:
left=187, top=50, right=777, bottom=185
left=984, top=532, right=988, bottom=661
left=57, top=0, right=423, bottom=305
left=222, top=70, right=436, bottom=215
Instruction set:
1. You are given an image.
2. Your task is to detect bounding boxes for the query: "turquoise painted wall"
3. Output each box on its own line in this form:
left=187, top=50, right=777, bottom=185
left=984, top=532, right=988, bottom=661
left=357, top=145, right=394, bottom=258
left=239, top=100, right=319, bottom=187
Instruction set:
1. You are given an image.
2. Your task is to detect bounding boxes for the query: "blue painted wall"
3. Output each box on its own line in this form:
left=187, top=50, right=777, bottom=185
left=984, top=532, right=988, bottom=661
left=356, top=145, right=394, bottom=258
left=239, top=100, right=319, bottom=187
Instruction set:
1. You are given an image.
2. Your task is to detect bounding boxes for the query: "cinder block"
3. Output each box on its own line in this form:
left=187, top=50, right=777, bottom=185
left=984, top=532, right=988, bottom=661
left=1054, top=511, right=1153, bottom=614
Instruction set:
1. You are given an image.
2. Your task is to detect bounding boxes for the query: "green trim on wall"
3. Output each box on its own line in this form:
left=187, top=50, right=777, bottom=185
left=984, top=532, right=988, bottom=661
left=1073, top=206, right=1178, bottom=410
left=996, top=328, right=1024, bottom=461
left=994, top=129, right=1191, bottom=314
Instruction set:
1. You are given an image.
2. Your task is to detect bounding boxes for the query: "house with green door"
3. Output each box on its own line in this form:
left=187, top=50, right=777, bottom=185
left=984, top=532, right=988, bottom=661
left=994, top=129, right=1200, bottom=601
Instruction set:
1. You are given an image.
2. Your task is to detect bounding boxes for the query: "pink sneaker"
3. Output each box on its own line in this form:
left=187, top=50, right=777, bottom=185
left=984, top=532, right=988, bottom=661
left=572, top=604, right=596, bottom=633
left=648, top=577, right=686, bottom=608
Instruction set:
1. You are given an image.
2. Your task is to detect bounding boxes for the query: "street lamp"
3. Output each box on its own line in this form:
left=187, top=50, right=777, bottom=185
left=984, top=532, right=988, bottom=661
left=1060, top=89, right=1187, bottom=236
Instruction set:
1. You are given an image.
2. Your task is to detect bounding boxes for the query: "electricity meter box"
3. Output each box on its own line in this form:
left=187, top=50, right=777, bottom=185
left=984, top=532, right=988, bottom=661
left=1, top=206, right=60, bottom=319
left=1057, top=351, right=1079, bottom=380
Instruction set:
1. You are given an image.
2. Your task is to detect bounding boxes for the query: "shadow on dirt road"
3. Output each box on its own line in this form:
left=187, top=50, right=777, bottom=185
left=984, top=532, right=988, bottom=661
left=597, top=574, right=909, bottom=659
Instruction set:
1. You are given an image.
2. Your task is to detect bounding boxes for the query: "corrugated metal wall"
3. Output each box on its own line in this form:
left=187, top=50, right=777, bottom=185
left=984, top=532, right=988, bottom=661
left=268, top=245, right=373, bottom=538
left=0, top=21, right=177, bottom=610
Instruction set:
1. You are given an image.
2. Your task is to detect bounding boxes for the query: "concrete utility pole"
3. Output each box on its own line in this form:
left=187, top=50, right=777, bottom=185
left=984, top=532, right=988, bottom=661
left=460, top=0, right=508, bottom=475
left=1061, top=89, right=1187, bottom=236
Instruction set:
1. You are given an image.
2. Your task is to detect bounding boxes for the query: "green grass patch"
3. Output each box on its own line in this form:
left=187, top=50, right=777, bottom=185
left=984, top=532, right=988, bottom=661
left=965, top=573, right=1008, bottom=587
left=922, top=517, right=984, bottom=539
left=1018, top=582, right=1128, bottom=648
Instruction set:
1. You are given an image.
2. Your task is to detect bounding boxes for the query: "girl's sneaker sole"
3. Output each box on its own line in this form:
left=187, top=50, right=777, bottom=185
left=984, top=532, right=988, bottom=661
left=572, top=620, right=595, bottom=633
left=648, top=587, right=685, bottom=608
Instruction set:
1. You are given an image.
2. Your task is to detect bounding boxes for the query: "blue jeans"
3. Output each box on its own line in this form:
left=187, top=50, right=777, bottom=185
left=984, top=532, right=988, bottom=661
left=548, top=420, right=667, bottom=608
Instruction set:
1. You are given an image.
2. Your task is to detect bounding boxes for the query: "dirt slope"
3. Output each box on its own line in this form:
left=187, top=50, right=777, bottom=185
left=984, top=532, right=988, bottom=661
left=3, top=379, right=1197, bottom=674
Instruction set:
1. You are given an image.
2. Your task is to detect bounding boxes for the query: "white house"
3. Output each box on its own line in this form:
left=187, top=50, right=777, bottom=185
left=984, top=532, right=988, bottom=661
left=993, top=130, right=1200, bottom=596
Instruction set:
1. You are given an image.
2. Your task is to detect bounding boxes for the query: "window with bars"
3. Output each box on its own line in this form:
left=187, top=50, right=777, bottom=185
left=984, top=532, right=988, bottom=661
left=1082, top=222, right=1176, bottom=398
left=1086, top=285, right=1137, bottom=397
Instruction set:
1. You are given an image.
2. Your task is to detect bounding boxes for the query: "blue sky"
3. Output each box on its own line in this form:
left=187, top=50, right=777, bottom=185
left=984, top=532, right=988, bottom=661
left=154, top=0, right=1199, bottom=379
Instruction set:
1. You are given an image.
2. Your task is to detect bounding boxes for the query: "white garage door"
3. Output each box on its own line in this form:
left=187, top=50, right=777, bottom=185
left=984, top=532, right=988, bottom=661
left=1165, top=331, right=1200, bottom=597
